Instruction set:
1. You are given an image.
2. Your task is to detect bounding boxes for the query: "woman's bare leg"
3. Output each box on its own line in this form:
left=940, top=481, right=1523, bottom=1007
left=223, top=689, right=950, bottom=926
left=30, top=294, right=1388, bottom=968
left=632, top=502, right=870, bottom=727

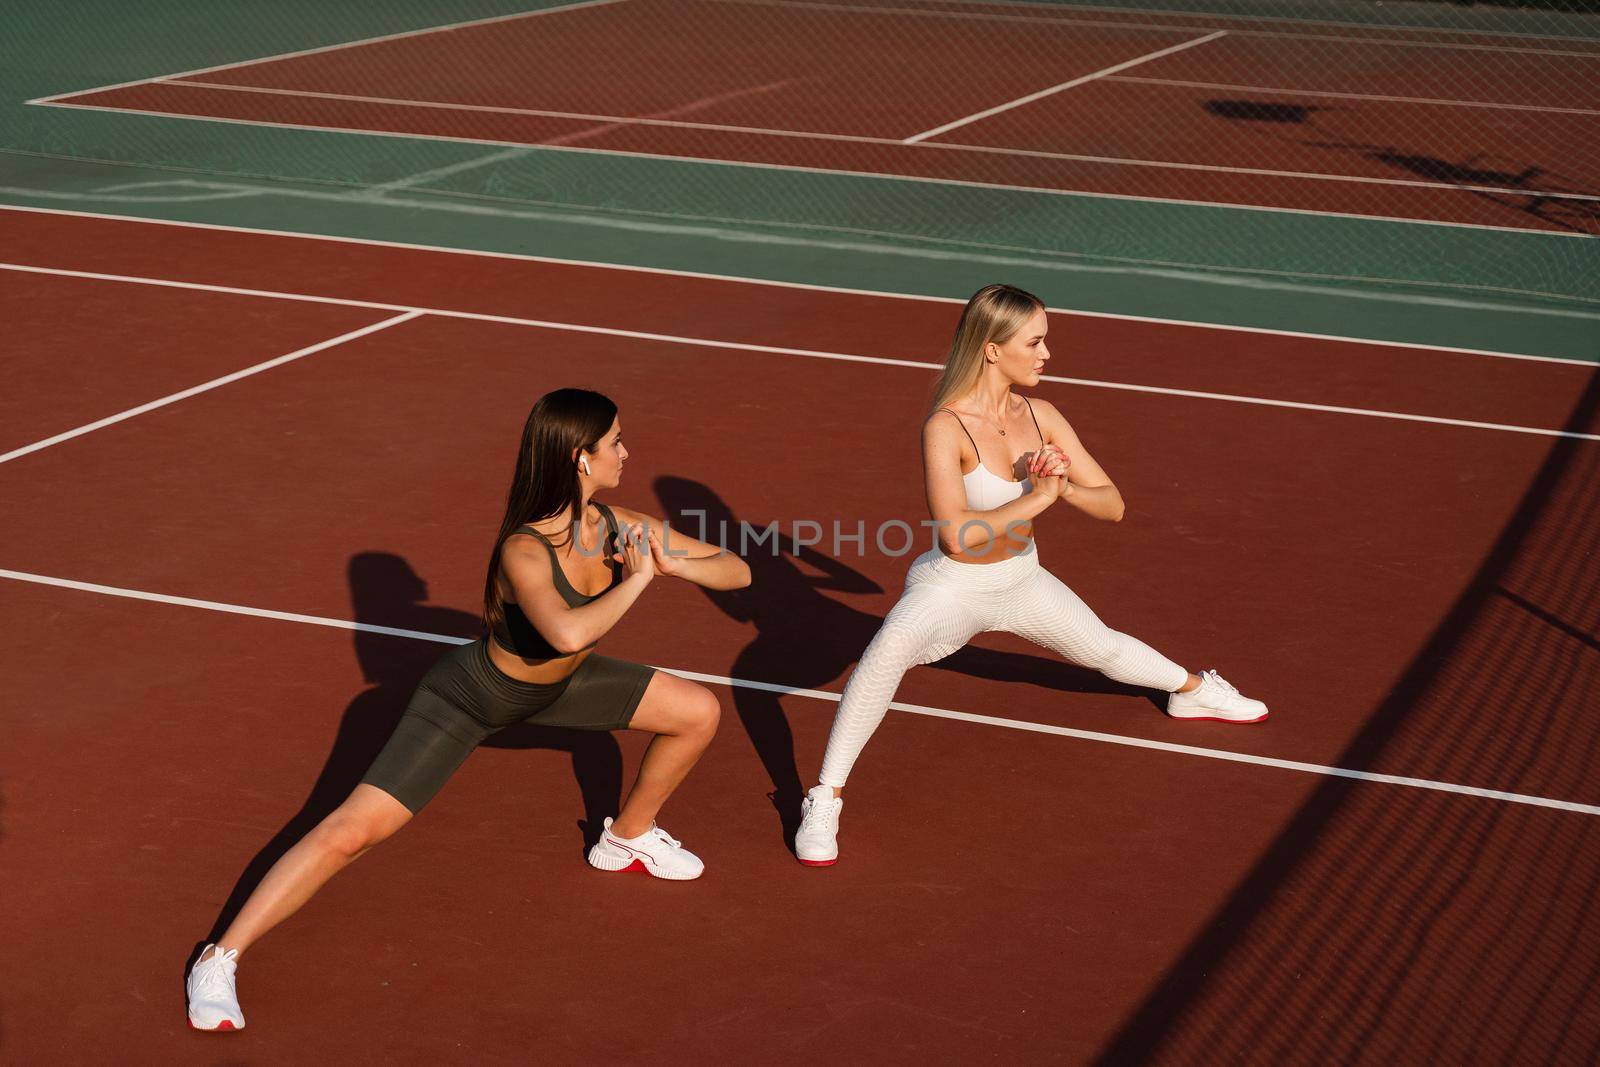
left=203, top=784, right=411, bottom=959
left=610, top=673, right=720, bottom=838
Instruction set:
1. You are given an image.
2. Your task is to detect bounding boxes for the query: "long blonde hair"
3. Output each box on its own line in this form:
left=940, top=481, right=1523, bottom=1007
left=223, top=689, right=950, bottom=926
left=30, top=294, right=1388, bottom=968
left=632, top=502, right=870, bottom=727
left=929, top=284, right=1045, bottom=415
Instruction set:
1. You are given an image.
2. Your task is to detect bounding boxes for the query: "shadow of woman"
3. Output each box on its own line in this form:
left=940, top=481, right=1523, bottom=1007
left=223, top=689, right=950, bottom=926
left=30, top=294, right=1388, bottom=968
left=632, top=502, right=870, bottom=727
left=653, top=477, right=1155, bottom=851
left=197, top=552, right=622, bottom=958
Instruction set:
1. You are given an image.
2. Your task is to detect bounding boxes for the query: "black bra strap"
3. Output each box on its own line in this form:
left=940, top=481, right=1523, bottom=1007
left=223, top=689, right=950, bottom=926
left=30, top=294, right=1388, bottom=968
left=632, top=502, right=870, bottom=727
left=517, top=505, right=617, bottom=554
left=938, top=407, right=982, bottom=463
left=514, top=523, right=566, bottom=567
left=593, top=502, right=618, bottom=540
left=514, top=523, right=555, bottom=548
left=592, top=502, right=625, bottom=583
left=1023, top=396, right=1044, bottom=445
left=515, top=509, right=620, bottom=599
left=512, top=523, right=579, bottom=598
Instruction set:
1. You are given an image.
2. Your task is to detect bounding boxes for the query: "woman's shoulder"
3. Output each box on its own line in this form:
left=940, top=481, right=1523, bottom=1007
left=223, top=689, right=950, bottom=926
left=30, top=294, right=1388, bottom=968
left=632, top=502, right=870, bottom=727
left=923, top=409, right=961, bottom=450
left=922, top=408, right=974, bottom=469
left=500, top=527, right=557, bottom=584
left=505, top=512, right=576, bottom=552
left=1016, top=391, right=1052, bottom=411
left=502, top=525, right=556, bottom=570
left=1022, top=394, right=1066, bottom=425
left=924, top=406, right=967, bottom=434
left=508, top=513, right=560, bottom=538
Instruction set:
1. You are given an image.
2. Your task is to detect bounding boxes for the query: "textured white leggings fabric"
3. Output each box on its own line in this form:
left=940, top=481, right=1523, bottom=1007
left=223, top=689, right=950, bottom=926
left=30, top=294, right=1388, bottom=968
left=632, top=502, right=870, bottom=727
left=818, top=541, right=1189, bottom=787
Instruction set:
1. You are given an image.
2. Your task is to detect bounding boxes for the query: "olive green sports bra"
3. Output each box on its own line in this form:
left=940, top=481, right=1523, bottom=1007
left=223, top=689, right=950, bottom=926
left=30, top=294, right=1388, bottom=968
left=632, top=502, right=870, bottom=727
left=491, top=503, right=624, bottom=659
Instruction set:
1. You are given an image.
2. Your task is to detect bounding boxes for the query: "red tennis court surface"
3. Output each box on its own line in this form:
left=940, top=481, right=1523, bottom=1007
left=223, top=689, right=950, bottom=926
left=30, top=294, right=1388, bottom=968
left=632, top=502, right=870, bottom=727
left=35, top=0, right=1600, bottom=233
left=2, top=209, right=1598, bottom=1061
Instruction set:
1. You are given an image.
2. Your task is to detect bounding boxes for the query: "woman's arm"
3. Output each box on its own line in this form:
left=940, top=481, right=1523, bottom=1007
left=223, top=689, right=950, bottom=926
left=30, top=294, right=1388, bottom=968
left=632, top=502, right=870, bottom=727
left=923, top=412, right=1068, bottom=556
left=612, top=505, right=752, bottom=591
left=501, top=531, right=655, bottom=655
left=1031, top=399, right=1124, bottom=522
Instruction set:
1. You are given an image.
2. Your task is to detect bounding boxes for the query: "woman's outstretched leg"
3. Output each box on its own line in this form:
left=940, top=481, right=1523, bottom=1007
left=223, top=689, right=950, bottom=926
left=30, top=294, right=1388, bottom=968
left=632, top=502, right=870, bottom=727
left=1003, top=566, right=1189, bottom=691
left=189, top=698, right=480, bottom=1031
left=187, top=785, right=412, bottom=1030
left=215, top=785, right=412, bottom=953
left=1004, top=566, right=1267, bottom=722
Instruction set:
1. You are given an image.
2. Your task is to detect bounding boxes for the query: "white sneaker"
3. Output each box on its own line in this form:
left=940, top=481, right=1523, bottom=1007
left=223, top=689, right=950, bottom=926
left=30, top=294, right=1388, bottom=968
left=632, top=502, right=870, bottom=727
left=795, top=784, right=843, bottom=867
left=186, top=945, right=244, bottom=1031
left=586, top=817, right=704, bottom=880
left=1167, top=669, right=1269, bottom=723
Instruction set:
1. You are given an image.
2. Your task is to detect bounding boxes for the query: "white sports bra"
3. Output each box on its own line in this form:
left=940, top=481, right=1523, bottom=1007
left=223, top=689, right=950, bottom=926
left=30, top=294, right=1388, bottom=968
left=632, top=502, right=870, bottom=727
left=940, top=398, right=1045, bottom=511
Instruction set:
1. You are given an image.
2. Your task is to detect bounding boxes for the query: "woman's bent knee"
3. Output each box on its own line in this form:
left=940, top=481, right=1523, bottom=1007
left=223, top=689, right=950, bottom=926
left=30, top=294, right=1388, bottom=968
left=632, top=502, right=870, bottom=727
left=686, top=684, right=721, bottom=736
left=632, top=676, right=721, bottom=737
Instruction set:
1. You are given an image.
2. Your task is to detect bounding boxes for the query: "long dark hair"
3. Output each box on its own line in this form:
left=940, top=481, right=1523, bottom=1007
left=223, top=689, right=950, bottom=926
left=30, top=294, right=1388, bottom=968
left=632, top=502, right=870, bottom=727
left=483, top=388, right=618, bottom=632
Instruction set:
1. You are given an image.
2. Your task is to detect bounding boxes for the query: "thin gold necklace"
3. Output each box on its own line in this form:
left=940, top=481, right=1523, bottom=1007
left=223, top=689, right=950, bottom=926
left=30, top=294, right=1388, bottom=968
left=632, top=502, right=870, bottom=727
left=960, top=397, right=1011, bottom=435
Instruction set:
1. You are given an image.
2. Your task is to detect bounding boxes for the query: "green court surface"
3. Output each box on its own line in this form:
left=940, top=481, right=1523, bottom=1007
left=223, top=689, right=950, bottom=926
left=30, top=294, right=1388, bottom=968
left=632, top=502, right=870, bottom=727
left=4, top=0, right=1597, bottom=360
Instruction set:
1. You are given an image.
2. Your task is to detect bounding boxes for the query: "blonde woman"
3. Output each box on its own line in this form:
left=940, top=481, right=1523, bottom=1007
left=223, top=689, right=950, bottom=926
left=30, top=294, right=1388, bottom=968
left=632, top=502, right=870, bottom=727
left=794, top=285, right=1267, bottom=866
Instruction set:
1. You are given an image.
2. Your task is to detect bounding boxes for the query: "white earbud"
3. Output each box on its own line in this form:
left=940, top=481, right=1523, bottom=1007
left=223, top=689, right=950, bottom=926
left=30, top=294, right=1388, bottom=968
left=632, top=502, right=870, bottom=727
left=579, top=454, right=592, bottom=476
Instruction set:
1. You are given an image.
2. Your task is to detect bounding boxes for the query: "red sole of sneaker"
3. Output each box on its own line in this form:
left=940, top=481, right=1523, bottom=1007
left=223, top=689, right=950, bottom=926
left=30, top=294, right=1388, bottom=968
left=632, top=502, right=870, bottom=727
left=799, top=858, right=837, bottom=867
left=189, top=1020, right=239, bottom=1032
left=595, top=858, right=700, bottom=878
left=1171, top=711, right=1269, bottom=724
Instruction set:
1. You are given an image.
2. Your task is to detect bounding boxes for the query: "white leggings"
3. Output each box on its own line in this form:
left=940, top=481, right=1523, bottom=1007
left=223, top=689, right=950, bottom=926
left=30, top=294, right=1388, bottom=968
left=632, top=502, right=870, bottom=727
left=818, top=541, right=1189, bottom=787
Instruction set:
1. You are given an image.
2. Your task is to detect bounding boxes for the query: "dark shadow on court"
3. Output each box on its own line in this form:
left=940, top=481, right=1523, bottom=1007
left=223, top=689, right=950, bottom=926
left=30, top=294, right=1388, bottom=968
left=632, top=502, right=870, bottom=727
left=654, top=476, right=1160, bottom=849
left=193, top=552, right=621, bottom=968
left=1202, top=98, right=1600, bottom=235
left=1202, top=100, right=1325, bottom=124
left=1096, top=368, right=1600, bottom=1064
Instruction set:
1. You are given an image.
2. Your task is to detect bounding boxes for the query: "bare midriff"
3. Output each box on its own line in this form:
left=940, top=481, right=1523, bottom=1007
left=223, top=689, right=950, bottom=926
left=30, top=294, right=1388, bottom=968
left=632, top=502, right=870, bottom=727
left=939, top=520, right=1034, bottom=565
left=486, top=640, right=593, bottom=684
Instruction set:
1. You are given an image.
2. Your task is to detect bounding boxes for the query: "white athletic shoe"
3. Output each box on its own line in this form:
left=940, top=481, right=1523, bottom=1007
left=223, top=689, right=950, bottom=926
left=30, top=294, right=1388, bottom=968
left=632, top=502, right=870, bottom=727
left=795, top=784, right=843, bottom=867
left=1167, top=669, right=1269, bottom=723
left=586, top=817, right=704, bottom=880
left=186, top=945, right=245, bottom=1031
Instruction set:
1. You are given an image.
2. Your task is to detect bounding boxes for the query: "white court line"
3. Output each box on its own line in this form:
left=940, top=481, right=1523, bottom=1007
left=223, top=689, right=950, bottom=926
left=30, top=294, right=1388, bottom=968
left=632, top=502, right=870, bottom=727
left=140, top=79, right=1600, bottom=204
left=903, top=30, right=1228, bottom=143
left=4, top=261, right=1597, bottom=441
left=356, top=73, right=811, bottom=195
left=0, top=310, right=422, bottom=465
left=8, top=173, right=1591, bottom=312
left=4, top=565, right=1598, bottom=818
left=709, top=0, right=1600, bottom=57
left=138, top=79, right=1600, bottom=203
left=3, top=204, right=1595, bottom=366
left=161, top=79, right=903, bottom=145
left=1106, top=76, right=1600, bottom=118
left=353, top=84, right=797, bottom=196
left=25, top=99, right=1587, bottom=239
left=29, top=0, right=1597, bottom=113
left=965, top=0, right=1600, bottom=43
left=1042, top=375, right=1600, bottom=441
left=27, top=0, right=1599, bottom=116
left=918, top=137, right=1600, bottom=201
left=25, top=0, right=629, bottom=105
left=360, top=146, right=533, bottom=197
